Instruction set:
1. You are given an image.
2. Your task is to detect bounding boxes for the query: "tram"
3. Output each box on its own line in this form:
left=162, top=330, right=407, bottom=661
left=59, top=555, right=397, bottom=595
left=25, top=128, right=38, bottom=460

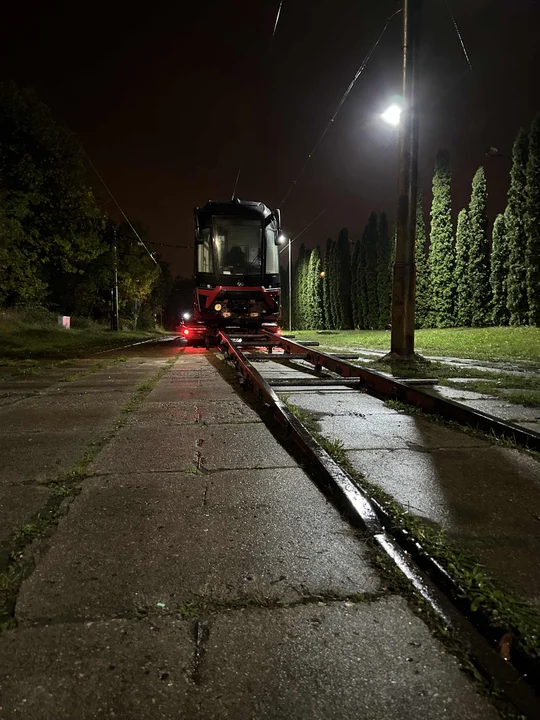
left=181, top=198, right=282, bottom=345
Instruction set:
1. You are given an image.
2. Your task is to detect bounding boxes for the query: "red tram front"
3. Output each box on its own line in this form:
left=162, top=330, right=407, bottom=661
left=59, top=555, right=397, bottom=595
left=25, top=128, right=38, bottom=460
left=183, top=199, right=282, bottom=344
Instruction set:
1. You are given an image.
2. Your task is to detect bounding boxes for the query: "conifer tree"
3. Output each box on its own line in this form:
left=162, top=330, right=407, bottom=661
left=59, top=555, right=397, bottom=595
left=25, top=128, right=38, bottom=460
left=506, top=128, right=529, bottom=325
left=376, top=213, right=392, bottom=329
left=329, top=239, right=341, bottom=328
left=307, top=246, right=324, bottom=329
left=525, top=115, right=540, bottom=325
left=336, top=228, right=352, bottom=329
left=428, top=149, right=455, bottom=327
left=300, top=248, right=312, bottom=330
left=490, top=213, right=509, bottom=325
left=454, top=209, right=472, bottom=327
left=292, top=244, right=306, bottom=329
left=415, top=194, right=430, bottom=328
left=468, top=167, right=491, bottom=326
left=350, top=239, right=361, bottom=328
left=363, top=212, right=379, bottom=328
left=322, top=237, right=333, bottom=329
left=358, top=227, right=368, bottom=329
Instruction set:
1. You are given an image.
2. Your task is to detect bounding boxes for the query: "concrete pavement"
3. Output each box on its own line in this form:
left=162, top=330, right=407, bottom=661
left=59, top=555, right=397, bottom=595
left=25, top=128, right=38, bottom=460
left=278, top=363, right=540, bottom=606
left=0, top=344, right=501, bottom=718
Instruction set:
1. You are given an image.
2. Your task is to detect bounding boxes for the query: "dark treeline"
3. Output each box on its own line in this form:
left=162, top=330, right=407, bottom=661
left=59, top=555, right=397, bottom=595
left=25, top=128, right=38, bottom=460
left=0, top=83, right=173, bottom=329
left=288, top=113, right=540, bottom=331
left=289, top=214, right=394, bottom=331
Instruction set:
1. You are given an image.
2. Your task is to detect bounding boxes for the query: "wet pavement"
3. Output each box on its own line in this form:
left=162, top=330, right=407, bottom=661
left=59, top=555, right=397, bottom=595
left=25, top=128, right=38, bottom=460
left=0, top=342, right=502, bottom=718
left=273, top=357, right=540, bottom=606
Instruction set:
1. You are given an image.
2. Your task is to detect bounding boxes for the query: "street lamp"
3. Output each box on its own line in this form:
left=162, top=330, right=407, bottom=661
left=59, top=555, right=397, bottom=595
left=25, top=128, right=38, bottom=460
left=277, top=234, right=292, bottom=331
left=381, top=104, right=402, bottom=127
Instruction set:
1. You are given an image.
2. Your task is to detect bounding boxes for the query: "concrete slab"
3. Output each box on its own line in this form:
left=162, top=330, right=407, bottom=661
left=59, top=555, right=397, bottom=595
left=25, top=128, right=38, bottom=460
left=125, top=400, right=262, bottom=426
left=0, top=392, right=36, bottom=407
left=0, top=397, right=127, bottom=434
left=318, top=413, right=484, bottom=451
left=458, top=398, right=540, bottom=422
left=0, top=484, right=51, bottom=544
left=16, top=469, right=378, bottom=622
left=0, top=430, right=93, bottom=485
left=196, top=599, right=498, bottom=720
left=91, top=422, right=296, bottom=473
left=347, top=446, right=540, bottom=603
left=520, top=420, right=540, bottom=433
left=0, top=617, right=192, bottom=720
left=426, top=386, right=496, bottom=401
left=283, top=390, right=397, bottom=416
left=147, top=380, right=238, bottom=403
left=0, top=377, right=66, bottom=391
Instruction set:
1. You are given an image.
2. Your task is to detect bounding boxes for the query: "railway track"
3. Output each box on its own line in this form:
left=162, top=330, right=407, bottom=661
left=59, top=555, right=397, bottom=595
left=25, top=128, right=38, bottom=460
left=217, top=329, right=540, bottom=717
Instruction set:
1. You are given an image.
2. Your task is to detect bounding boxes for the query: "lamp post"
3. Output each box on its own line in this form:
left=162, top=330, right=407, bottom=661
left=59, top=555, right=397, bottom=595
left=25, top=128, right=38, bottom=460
left=388, top=0, right=422, bottom=358
left=278, top=234, right=292, bottom=331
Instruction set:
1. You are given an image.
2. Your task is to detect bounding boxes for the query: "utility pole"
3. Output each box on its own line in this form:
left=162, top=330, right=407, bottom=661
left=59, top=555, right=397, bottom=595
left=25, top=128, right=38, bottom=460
left=111, top=227, right=120, bottom=331
left=390, top=0, right=422, bottom=357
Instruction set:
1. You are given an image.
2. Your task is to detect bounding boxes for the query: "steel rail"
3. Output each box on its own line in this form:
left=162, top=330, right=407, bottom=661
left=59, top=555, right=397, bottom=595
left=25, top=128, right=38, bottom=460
left=271, top=335, right=540, bottom=452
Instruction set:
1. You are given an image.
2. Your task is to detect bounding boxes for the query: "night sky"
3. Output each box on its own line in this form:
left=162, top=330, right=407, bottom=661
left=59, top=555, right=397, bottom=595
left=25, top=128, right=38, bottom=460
left=2, top=0, right=539, bottom=276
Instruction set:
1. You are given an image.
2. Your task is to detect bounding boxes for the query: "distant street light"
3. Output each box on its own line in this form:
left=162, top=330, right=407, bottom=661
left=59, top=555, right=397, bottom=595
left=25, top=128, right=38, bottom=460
left=183, top=312, right=191, bottom=320
left=381, top=104, right=402, bottom=127
left=319, top=271, right=326, bottom=278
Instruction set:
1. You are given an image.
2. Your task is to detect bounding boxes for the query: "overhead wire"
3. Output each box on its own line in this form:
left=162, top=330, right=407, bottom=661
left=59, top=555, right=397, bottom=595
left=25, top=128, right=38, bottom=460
left=81, top=149, right=160, bottom=268
left=272, top=0, right=283, bottom=39
left=231, top=167, right=241, bottom=199
left=146, top=241, right=193, bottom=249
left=278, top=7, right=402, bottom=209
left=279, top=205, right=331, bottom=254
left=444, top=0, right=473, bottom=70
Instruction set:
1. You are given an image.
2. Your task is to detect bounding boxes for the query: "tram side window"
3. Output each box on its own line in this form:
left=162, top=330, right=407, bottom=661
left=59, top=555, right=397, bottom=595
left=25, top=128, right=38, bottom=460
left=265, top=229, right=279, bottom=275
left=197, top=229, right=213, bottom=273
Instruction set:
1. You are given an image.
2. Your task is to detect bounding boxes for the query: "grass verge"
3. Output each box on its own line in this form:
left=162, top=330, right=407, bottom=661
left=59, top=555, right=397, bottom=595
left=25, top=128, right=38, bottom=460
left=0, top=311, right=168, bottom=364
left=291, top=327, right=540, bottom=365
left=282, top=398, right=540, bottom=666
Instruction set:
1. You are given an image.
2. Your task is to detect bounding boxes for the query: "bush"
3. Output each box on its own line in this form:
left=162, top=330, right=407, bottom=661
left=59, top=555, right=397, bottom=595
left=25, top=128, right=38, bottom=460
left=0, top=305, right=58, bottom=330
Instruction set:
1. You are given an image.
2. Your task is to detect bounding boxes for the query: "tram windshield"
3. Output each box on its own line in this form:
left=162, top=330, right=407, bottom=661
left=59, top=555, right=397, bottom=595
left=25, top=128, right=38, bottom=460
left=213, top=218, right=262, bottom=276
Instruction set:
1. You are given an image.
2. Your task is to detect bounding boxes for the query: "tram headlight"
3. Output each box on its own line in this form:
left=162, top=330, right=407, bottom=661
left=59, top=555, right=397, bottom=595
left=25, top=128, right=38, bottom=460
left=214, top=303, right=222, bottom=311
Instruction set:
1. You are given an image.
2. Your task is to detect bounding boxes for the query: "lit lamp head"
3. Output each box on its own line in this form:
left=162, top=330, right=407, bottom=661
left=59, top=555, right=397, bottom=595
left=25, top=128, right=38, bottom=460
left=381, top=104, right=402, bottom=127
left=278, top=234, right=288, bottom=244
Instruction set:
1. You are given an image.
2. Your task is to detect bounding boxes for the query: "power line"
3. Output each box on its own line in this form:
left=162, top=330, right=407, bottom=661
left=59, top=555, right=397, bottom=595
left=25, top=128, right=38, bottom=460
left=272, top=0, right=283, bottom=38
left=82, top=150, right=160, bottom=268
left=147, top=241, right=193, bottom=249
left=444, top=0, right=473, bottom=70
left=231, top=167, right=241, bottom=199
left=279, top=205, right=330, bottom=255
left=278, top=7, right=401, bottom=209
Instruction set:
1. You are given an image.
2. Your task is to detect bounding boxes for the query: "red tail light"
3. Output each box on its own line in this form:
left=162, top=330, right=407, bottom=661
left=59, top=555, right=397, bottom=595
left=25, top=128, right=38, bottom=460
left=183, top=329, right=190, bottom=336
